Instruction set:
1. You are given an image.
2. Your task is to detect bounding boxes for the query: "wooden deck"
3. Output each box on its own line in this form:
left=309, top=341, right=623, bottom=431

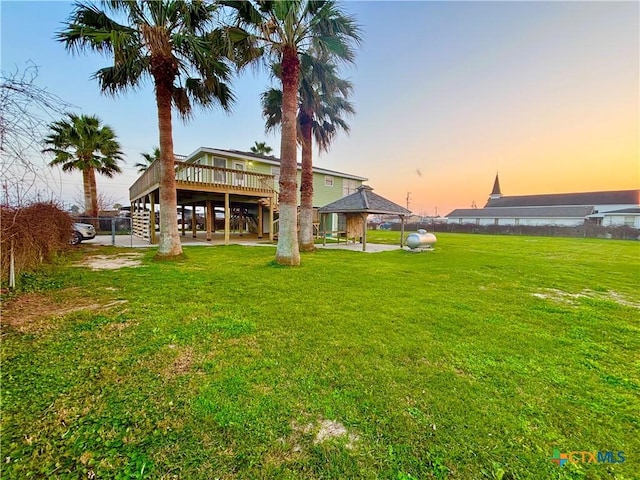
left=129, top=160, right=276, bottom=201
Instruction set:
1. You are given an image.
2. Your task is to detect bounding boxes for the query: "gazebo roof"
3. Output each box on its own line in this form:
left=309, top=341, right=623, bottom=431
left=319, top=185, right=411, bottom=216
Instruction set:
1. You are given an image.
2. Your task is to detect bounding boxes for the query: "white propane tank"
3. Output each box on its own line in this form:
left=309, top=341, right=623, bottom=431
left=406, top=229, right=437, bottom=250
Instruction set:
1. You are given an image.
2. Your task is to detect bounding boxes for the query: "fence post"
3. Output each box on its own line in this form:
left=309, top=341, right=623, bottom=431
left=9, top=240, right=15, bottom=289
left=111, top=217, right=116, bottom=246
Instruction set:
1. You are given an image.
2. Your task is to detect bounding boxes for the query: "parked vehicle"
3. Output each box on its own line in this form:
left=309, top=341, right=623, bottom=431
left=72, top=222, right=96, bottom=245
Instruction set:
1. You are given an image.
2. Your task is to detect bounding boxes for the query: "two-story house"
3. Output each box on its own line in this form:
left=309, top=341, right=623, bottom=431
left=129, top=147, right=367, bottom=243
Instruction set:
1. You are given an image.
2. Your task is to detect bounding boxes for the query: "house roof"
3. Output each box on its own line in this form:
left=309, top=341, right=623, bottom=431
left=319, top=185, right=411, bottom=216
left=446, top=206, right=595, bottom=218
left=596, top=207, right=640, bottom=215
left=184, top=147, right=368, bottom=181
left=485, top=190, right=639, bottom=208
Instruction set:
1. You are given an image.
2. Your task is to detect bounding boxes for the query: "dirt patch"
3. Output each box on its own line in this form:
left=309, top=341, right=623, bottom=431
left=74, top=253, right=144, bottom=270
left=287, top=418, right=359, bottom=452
left=162, top=347, right=195, bottom=378
left=1, top=290, right=128, bottom=333
left=532, top=288, right=640, bottom=308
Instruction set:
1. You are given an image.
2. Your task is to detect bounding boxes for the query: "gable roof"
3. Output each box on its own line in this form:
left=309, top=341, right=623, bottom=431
left=319, top=185, right=411, bottom=216
left=447, top=206, right=595, bottom=218
left=183, top=147, right=368, bottom=181
left=485, top=190, right=639, bottom=208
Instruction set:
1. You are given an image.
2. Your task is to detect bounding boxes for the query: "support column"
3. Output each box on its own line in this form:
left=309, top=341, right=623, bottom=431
left=212, top=204, right=216, bottom=233
left=258, top=203, right=263, bottom=239
left=362, top=213, right=368, bottom=252
left=181, top=205, right=185, bottom=236
left=224, top=193, right=230, bottom=245
left=400, top=215, right=405, bottom=248
left=150, top=192, right=156, bottom=245
left=322, top=213, right=326, bottom=246
left=268, top=195, right=274, bottom=243
left=206, top=199, right=212, bottom=241
left=192, top=203, right=197, bottom=238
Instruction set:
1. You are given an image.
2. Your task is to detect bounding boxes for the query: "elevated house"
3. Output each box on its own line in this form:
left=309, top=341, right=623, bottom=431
left=446, top=175, right=640, bottom=228
left=129, top=147, right=367, bottom=243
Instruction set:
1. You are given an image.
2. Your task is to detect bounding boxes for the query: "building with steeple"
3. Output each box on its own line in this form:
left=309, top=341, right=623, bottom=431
left=446, top=176, right=640, bottom=228
left=488, top=173, right=502, bottom=201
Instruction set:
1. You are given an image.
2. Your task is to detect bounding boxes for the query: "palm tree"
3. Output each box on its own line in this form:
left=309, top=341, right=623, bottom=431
left=58, top=1, right=236, bottom=257
left=43, top=113, right=123, bottom=222
left=135, top=147, right=161, bottom=173
left=249, top=141, right=273, bottom=155
left=226, top=0, right=361, bottom=265
left=262, top=55, right=354, bottom=251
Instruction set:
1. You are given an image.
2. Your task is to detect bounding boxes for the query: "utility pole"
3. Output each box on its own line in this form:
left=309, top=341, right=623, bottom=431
left=406, top=192, right=411, bottom=211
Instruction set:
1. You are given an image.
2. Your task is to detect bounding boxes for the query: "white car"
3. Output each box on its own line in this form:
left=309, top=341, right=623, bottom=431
left=72, top=223, right=96, bottom=245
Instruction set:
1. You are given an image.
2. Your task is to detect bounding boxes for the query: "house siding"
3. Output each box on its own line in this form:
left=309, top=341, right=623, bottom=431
left=184, top=148, right=366, bottom=209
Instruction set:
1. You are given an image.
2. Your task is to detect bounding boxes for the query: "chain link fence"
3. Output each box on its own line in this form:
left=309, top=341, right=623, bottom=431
left=72, top=215, right=137, bottom=247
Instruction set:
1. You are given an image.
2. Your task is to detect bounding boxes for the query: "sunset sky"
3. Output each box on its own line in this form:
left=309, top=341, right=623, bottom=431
left=2, top=1, right=638, bottom=215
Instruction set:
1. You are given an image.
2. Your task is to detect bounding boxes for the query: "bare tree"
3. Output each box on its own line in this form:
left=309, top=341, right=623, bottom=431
left=0, top=62, right=71, bottom=207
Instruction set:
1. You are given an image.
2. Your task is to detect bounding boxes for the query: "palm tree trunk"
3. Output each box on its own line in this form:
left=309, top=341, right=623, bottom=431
left=299, top=110, right=315, bottom=252
left=82, top=169, right=92, bottom=216
left=276, top=46, right=301, bottom=266
left=155, top=77, right=182, bottom=257
left=82, top=168, right=97, bottom=228
left=88, top=168, right=99, bottom=218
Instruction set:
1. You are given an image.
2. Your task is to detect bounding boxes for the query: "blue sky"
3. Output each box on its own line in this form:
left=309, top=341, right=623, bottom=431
left=2, top=1, right=638, bottom=214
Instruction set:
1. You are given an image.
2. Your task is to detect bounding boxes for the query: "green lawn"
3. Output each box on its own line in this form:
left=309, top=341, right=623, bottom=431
left=2, top=233, right=638, bottom=479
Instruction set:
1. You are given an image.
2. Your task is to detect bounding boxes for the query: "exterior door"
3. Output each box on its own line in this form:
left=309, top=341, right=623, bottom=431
left=213, top=157, right=226, bottom=183
left=233, top=162, right=245, bottom=186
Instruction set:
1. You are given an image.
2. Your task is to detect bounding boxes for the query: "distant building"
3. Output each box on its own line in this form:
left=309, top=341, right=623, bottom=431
left=445, top=175, right=640, bottom=228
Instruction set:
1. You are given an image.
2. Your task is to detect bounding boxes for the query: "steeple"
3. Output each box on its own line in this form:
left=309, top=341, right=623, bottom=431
left=489, top=173, right=502, bottom=200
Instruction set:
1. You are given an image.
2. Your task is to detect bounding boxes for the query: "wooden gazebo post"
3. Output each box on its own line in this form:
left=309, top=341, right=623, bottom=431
left=400, top=215, right=405, bottom=248
left=361, top=212, right=368, bottom=252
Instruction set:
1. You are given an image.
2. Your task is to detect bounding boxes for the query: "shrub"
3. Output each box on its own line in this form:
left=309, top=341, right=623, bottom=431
left=1, top=202, right=74, bottom=286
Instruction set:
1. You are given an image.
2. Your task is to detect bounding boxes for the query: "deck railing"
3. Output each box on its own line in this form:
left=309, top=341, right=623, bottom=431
left=130, top=159, right=276, bottom=200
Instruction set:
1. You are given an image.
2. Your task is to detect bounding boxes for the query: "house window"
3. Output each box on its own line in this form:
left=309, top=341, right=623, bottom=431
left=324, top=176, right=334, bottom=187
left=624, top=216, right=635, bottom=226
left=515, top=218, right=520, bottom=226
left=494, top=218, right=499, bottom=226
left=475, top=218, right=480, bottom=225
left=342, top=179, right=357, bottom=197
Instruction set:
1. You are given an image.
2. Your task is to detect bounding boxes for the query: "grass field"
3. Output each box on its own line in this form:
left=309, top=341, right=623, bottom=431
left=1, top=233, right=638, bottom=479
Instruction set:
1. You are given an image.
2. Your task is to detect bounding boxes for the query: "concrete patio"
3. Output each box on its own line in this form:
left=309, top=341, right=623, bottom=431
left=89, top=232, right=402, bottom=253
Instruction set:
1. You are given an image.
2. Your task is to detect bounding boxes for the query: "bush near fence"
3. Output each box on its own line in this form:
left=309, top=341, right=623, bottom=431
left=385, top=222, right=640, bottom=240
left=1, top=202, right=74, bottom=285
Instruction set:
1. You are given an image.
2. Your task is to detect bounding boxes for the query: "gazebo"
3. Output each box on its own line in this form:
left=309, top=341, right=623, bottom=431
left=318, top=185, right=411, bottom=251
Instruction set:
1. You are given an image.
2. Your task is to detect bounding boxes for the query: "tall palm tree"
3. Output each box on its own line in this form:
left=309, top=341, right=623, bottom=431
left=249, top=141, right=273, bottom=155
left=226, top=0, right=361, bottom=265
left=58, top=1, right=236, bottom=257
left=43, top=113, right=123, bottom=221
left=135, top=147, right=161, bottom=173
left=262, top=55, right=354, bottom=251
